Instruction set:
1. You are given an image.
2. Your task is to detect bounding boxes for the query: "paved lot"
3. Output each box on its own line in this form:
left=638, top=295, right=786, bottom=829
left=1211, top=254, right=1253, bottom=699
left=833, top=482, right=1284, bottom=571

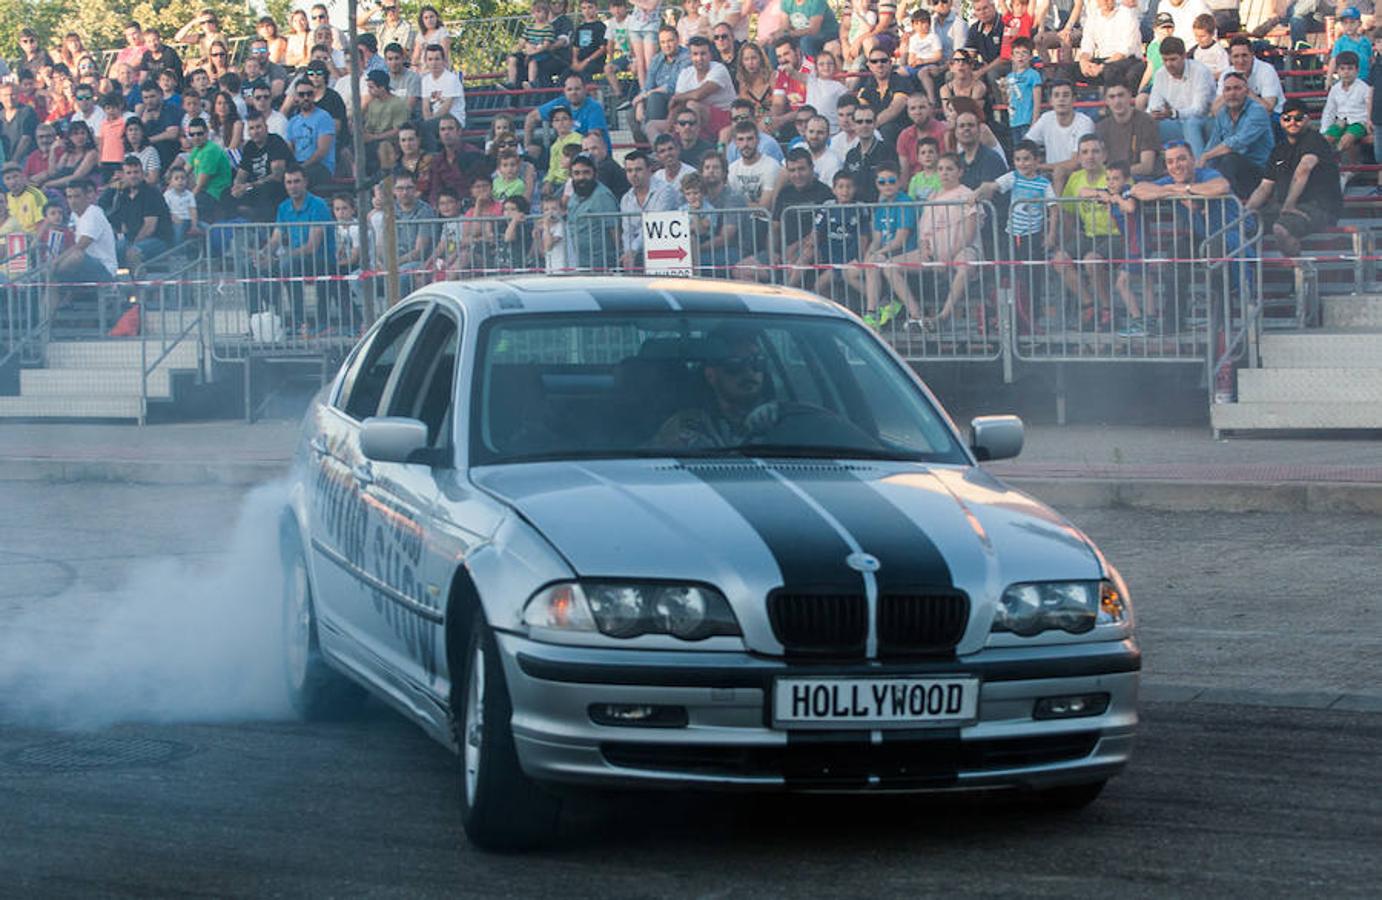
left=0, top=482, right=1379, bottom=894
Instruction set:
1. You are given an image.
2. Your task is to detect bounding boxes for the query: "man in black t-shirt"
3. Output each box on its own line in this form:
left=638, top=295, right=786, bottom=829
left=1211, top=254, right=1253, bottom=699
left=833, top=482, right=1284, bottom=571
left=855, top=54, right=916, bottom=145
left=842, top=101, right=900, bottom=203
left=773, top=148, right=835, bottom=288
left=568, top=0, right=607, bottom=81
left=100, top=157, right=173, bottom=268
left=1244, top=98, right=1342, bottom=259
left=230, top=112, right=291, bottom=222
left=140, top=28, right=183, bottom=78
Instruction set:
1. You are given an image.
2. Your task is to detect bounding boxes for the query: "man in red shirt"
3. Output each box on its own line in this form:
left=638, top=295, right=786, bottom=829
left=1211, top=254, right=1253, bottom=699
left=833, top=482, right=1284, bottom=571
left=896, top=92, right=948, bottom=183
left=769, top=35, right=815, bottom=134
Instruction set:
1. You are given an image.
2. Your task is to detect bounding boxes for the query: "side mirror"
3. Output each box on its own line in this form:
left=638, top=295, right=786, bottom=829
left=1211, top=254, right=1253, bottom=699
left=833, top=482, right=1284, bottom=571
left=359, top=416, right=429, bottom=464
left=970, top=415, right=1024, bottom=462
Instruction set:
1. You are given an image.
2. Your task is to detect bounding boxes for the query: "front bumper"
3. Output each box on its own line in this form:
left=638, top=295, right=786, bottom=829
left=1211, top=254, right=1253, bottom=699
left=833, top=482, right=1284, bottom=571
left=497, top=633, right=1140, bottom=792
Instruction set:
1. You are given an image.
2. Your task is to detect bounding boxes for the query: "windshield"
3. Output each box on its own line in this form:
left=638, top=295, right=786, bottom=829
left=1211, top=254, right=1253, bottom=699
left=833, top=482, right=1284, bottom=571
left=470, top=314, right=968, bottom=466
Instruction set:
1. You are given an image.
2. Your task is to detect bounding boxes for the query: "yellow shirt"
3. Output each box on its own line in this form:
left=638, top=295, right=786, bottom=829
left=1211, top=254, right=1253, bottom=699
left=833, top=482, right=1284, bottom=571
left=7, top=186, right=47, bottom=234
left=1062, top=169, right=1119, bottom=238
left=545, top=131, right=582, bottom=185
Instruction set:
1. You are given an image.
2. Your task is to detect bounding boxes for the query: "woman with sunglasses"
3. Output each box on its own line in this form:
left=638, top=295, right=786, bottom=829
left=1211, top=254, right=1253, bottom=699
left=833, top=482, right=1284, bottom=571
left=257, top=17, right=289, bottom=65
left=205, top=40, right=235, bottom=79
left=286, top=9, right=314, bottom=68
left=412, top=5, right=451, bottom=69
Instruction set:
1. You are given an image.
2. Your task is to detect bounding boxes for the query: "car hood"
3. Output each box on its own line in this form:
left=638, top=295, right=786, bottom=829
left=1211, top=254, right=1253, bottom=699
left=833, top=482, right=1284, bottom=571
left=470, top=459, right=1103, bottom=653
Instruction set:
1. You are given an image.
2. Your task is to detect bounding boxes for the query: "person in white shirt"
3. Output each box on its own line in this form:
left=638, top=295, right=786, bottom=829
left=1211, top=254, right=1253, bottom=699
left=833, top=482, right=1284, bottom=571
left=618, top=149, right=679, bottom=267
left=726, top=120, right=783, bottom=211
left=1217, top=36, right=1283, bottom=116
left=651, top=134, right=698, bottom=191
left=1187, top=12, right=1229, bottom=81
left=250, top=82, right=290, bottom=141
left=1025, top=79, right=1095, bottom=190
left=1078, top=0, right=1146, bottom=90
left=53, top=180, right=118, bottom=313
left=1157, top=0, right=1211, bottom=44
left=648, top=36, right=735, bottom=142
left=1148, top=37, right=1216, bottom=158
left=803, top=114, right=842, bottom=184
left=1320, top=50, right=1373, bottom=161
left=69, top=86, right=106, bottom=132
left=420, top=43, right=466, bottom=125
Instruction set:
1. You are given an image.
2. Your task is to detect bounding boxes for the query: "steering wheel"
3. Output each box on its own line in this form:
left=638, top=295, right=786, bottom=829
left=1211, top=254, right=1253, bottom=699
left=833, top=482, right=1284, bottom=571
left=750, top=403, right=885, bottom=450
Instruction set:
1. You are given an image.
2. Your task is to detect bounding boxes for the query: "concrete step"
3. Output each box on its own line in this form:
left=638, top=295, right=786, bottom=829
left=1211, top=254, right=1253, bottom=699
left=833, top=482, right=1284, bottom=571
left=1212, top=401, right=1382, bottom=431
left=1323, top=294, right=1382, bottom=329
left=142, top=309, right=247, bottom=336
left=1259, top=331, right=1382, bottom=369
left=0, top=393, right=143, bottom=420
left=44, top=340, right=200, bottom=370
left=1237, top=367, right=1382, bottom=404
left=19, top=367, right=173, bottom=400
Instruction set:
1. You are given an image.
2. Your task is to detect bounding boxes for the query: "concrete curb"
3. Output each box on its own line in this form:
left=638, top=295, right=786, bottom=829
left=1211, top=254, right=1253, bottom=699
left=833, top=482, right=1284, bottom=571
left=0, top=457, right=287, bottom=487
left=1141, top=682, right=1382, bottom=713
left=5, top=459, right=1382, bottom=515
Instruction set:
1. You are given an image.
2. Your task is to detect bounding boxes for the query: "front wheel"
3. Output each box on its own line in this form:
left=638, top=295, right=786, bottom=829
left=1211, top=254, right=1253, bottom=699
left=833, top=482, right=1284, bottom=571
left=457, top=609, right=561, bottom=852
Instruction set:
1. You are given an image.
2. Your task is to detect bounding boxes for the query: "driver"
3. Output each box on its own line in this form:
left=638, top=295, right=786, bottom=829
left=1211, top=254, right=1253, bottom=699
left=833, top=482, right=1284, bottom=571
left=651, top=328, right=783, bottom=450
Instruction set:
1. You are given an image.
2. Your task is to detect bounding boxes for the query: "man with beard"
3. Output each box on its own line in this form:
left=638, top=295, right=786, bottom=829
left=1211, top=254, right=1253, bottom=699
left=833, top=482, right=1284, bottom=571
left=384, top=41, right=422, bottom=119
left=1244, top=98, right=1342, bottom=259
left=803, top=114, right=841, bottom=184
left=566, top=153, right=619, bottom=270
left=699, top=151, right=747, bottom=261
left=620, top=149, right=678, bottom=269
left=581, top=129, right=629, bottom=196
left=671, top=110, right=714, bottom=167
left=139, top=81, right=183, bottom=170
left=285, top=79, right=337, bottom=188
left=525, top=73, right=612, bottom=154
left=230, top=111, right=290, bottom=222
left=185, top=118, right=233, bottom=224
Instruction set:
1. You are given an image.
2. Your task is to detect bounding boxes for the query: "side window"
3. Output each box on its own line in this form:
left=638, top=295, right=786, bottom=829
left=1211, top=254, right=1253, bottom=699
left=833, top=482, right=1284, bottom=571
left=337, top=308, right=424, bottom=420
left=386, top=312, right=460, bottom=448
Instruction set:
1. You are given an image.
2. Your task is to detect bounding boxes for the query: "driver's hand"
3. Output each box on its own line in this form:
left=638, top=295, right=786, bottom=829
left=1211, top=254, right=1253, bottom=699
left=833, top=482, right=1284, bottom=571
left=745, top=401, right=780, bottom=432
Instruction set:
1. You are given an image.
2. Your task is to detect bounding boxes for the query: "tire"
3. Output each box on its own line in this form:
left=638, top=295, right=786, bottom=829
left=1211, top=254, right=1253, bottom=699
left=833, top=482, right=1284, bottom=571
left=281, top=539, right=365, bottom=719
left=1035, top=779, right=1107, bottom=811
left=457, top=609, right=561, bottom=852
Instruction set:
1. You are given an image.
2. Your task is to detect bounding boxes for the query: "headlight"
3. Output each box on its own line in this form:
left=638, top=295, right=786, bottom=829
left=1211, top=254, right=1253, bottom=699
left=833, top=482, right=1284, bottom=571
left=992, top=580, right=1127, bottom=637
left=523, top=581, right=740, bottom=640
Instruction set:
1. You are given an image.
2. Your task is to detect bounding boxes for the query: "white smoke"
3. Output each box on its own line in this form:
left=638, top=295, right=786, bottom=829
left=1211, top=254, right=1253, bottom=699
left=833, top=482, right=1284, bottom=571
left=0, top=480, right=295, bottom=729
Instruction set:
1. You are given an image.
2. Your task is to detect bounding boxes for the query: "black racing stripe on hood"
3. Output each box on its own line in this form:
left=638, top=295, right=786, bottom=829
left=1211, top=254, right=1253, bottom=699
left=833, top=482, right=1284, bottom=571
left=781, top=467, right=954, bottom=592
left=679, top=462, right=859, bottom=591
left=591, top=290, right=674, bottom=311
left=666, top=290, right=750, bottom=313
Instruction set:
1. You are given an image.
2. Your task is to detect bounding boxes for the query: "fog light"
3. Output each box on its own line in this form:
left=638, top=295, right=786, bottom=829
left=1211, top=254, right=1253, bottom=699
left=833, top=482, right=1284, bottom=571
left=1033, top=693, right=1110, bottom=720
left=588, top=704, right=688, bottom=728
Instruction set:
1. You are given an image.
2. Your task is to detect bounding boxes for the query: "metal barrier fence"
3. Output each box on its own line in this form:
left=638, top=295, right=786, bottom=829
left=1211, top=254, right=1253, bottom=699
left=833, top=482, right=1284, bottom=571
left=1006, top=195, right=1260, bottom=372
left=779, top=199, right=1005, bottom=364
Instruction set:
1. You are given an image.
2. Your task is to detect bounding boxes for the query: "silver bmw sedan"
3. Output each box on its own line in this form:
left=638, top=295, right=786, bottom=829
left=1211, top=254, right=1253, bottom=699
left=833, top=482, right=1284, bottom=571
left=280, top=276, right=1138, bottom=851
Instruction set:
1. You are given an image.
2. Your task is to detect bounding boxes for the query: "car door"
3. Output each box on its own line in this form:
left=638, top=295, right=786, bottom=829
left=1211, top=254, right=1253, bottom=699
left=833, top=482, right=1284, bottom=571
left=356, top=304, right=462, bottom=711
left=307, top=301, right=428, bottom=680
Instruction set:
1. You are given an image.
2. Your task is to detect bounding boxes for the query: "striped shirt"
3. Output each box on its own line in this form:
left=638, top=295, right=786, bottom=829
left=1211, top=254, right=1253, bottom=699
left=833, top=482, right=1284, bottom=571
left=992, top=170, right=1054, bottom=236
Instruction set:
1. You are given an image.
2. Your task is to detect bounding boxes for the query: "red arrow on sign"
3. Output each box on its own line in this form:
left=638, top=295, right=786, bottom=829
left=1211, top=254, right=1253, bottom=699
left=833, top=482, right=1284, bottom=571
left=647, top=246, right=688, bottom=261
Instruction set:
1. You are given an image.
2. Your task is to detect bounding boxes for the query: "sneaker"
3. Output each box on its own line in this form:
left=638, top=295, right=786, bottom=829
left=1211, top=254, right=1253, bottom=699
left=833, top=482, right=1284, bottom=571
left=1117, top=318, right=1147, bottom=338
left=878, top=300, right=904, bottom=326
left=862, top=311, right=881, bottom=329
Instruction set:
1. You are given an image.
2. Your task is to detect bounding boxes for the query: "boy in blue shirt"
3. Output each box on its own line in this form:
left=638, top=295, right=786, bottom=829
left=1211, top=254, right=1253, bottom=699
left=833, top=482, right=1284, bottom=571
left=1003, top=36, right=1042, bottom=147
left=1330, top=7, right=1372, bottom=82
left=814, top=170, right=872, bottom=309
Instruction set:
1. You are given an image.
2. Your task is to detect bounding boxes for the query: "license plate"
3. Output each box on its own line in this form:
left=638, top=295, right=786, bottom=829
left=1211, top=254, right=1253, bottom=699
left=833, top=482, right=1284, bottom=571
left=772, top=676, right=979, bottom=729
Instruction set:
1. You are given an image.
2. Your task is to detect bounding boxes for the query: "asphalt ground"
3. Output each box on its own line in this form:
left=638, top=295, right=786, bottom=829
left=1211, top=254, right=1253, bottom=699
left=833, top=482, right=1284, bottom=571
left=1, top=483, right=1379, bottom=895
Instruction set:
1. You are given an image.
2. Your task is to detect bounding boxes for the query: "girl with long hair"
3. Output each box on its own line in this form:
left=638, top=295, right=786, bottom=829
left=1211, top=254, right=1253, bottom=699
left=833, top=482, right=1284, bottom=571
left=286, top=9, right=314, bottom=68
left=412, top=5, right=451, bottom=68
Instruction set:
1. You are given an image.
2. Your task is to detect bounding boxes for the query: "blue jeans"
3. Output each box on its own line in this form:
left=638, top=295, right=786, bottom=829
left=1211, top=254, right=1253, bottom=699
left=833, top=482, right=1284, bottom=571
left=116, top=235, right=168, bottom=266
left=1157, top=115, right=1210, bottom=159
left=1286, top=6, right=1325, bottom=47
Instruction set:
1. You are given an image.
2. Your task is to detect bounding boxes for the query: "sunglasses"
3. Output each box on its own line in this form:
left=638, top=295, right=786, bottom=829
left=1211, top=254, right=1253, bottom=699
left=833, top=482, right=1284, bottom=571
left=714, top=33, right=732, bottom=39
left=732, top=114, right=751, bottom=122
left=211, top=52, right=227, bottom=57
left=853, top=118, right=874, bottom=125
left=296, top=92, right=314, bottom=99
left=676, top=119, right=698, bottom=126
left=868, top=57, right=890, bottom=64
left=876, top=176, right=897, bottom=184
left=312, top=14, right=327, bottom=20
left=1280, top=113, right=1307, bottom=122
left=252, top=47, right=268, bottom=55
left=187, top=130, right=206, bottom=137
left=75, top=93, right=93, bottom=100
left=716, top=354, right=767, bottom=375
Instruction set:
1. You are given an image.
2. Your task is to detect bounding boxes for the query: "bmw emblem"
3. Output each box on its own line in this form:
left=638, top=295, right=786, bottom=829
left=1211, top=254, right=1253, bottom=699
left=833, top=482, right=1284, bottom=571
left=846, top=552, right=881, bottom=573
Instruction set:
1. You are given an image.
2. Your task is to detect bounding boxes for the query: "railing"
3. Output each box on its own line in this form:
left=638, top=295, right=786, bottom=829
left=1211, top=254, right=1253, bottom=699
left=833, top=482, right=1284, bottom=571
left=779, top=199, right=1005, bottom=365
left=139, top=242, right=208, bottom=425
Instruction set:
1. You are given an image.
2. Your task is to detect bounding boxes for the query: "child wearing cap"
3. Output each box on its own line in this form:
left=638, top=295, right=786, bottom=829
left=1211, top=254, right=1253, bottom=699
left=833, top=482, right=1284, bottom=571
left=1331, top=8, right=1373, bottom=82
left=1137, top=13, right=1179, bottom=102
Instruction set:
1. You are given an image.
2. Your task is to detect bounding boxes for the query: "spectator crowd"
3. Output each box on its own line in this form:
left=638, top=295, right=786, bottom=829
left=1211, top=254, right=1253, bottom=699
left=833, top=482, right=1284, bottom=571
left=3, top=1, right=1375, bottom=337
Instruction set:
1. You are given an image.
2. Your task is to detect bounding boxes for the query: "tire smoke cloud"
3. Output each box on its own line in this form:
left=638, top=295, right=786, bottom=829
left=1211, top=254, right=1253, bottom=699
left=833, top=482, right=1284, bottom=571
left=0, top=481, right=294, bottom=728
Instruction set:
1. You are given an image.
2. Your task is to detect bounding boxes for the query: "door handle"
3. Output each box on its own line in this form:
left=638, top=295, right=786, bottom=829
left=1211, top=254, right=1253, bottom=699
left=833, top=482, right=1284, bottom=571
left=352, top=462, right=375, bottom=486
left=309, top=436, right=328, bottom=457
